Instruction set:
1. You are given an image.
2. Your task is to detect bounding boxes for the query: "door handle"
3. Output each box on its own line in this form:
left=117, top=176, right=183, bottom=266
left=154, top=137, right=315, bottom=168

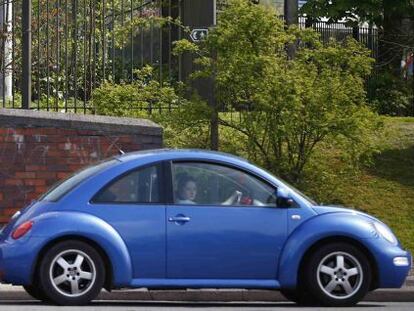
left=168, top=215, right=191, bottom=223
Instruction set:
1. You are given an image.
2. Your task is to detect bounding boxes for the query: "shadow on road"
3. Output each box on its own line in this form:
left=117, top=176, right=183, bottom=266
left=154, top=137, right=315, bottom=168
left=0, top=299, right=386, bottom=308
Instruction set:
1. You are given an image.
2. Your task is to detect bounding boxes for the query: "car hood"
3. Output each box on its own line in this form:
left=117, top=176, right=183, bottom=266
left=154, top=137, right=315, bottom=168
left=312, top=205, right=380, bottom=222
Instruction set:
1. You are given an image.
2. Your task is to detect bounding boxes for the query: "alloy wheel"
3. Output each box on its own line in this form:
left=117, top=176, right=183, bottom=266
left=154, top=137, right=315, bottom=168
left=316, top=251, right=363, bottom=299
left=49, top=249, right=97, bottom=298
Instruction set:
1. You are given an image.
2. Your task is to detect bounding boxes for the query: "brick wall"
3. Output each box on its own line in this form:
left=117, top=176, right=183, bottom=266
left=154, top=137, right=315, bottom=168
left=0, top=109, right=163, bottom=224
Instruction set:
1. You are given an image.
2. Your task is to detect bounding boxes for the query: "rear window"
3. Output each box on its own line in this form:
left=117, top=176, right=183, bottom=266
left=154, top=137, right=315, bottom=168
left=41, top=159, right=119, bottom=202
left=92, top=164, right=160, bottom=204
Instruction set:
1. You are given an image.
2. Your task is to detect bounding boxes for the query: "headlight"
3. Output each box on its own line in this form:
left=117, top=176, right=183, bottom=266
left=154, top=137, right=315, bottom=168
left=373, top=221, right=398, bottom=245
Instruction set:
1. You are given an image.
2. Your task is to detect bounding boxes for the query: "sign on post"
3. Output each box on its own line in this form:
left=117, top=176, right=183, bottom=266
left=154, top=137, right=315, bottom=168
left=190, top=29, right=209, bottom=42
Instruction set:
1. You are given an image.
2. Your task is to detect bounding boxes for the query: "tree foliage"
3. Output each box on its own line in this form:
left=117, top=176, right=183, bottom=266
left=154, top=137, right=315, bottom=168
left=301, top=0, right=414, bottom=27
left=174, top=0, right=381, bottom=183
left=92, top=66, right=185, bottom=118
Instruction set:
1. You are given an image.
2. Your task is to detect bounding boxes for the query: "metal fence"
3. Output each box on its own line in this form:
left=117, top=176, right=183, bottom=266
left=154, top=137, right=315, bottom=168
left=0, top=0, right=381, bottom=113
left=1, top=0, right=181, bottom=113
left=311, top=21, right=379, bottom=60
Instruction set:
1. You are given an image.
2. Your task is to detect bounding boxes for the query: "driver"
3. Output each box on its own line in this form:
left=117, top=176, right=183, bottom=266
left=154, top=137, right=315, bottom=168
left=176, top=176, right=197, bottom=204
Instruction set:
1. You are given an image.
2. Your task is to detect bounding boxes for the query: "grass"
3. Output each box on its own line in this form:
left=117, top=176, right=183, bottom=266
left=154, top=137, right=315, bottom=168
left=333, top=117, right=414, bottom=252
left=163, top=112, right=414, bottom=252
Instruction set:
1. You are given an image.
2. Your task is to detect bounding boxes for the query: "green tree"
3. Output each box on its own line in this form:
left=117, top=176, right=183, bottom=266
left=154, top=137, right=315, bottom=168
left=174, top=0, right=381, bottom=183
left=301, top=0, right=414, bottom=78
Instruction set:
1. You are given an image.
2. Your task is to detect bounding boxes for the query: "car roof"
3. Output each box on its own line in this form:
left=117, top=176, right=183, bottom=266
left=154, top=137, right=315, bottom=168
left=116, top=148, right=250, bottom=164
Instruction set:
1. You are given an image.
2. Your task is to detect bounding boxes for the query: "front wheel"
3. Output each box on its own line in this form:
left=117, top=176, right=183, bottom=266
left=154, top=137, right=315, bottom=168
left=38, top=240, right=105, bottom=305
left=280, top=288, right=318, bottom=306
left=303, top=243, right=372, bottom=307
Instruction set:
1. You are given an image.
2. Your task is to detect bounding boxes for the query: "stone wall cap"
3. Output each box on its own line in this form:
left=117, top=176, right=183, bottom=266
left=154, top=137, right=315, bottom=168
left=0, top=109, right=162, bottom=135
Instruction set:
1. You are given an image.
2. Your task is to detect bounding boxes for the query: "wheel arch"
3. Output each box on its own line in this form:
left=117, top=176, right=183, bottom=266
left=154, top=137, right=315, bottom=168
left=28, top=211, right=133, bottom=287
left=297, top=236, right=379, bottom=290
left=278, top=212, right=380, bottom=289
left=32, top=235, right=114, bottom=291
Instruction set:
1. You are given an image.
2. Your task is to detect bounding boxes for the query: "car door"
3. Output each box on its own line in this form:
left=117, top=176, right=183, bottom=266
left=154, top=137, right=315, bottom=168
left=89, top=163, right=166, bottom=279
left=166, top=161, right=288, bottom=280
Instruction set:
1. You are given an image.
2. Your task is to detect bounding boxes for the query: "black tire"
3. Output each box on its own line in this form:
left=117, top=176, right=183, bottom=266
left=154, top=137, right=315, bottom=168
left=23, top=284, right=49, bottom=302
left=280, top=289, right=299, bottom=303
left=280, top=286, right=319, bottom=305
left=38, top=240, right=105, bottom=306
left=303, top=242, right=372, bottom=307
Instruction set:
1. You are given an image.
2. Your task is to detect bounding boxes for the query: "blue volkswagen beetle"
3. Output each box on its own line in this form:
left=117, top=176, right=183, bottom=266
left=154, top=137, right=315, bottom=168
left=0, top=149, right=411, bottom=306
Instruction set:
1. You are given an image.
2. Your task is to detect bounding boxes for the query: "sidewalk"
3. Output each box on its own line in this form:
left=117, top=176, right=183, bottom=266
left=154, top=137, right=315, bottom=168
left=1, top=276, right=414, bottom=302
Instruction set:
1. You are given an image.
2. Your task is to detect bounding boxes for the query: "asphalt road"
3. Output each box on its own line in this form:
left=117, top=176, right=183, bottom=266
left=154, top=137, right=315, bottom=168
left=0, top=301, right=414, bottom=311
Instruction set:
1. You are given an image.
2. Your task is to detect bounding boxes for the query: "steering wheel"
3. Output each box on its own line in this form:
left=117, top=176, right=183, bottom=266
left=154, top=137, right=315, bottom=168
left=234, top=191, right=242, bottom=204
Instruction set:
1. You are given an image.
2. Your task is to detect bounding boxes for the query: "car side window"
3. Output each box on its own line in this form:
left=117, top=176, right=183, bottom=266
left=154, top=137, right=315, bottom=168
left=172, top=162, right=277, bottom=207
left=92, top=165, right=160, bottom=204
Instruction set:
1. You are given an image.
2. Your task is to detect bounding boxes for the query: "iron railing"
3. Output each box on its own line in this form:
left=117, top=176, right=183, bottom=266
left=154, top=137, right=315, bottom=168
left=1, top=0, right=181, bottom=113
left=0, top=0, right=382, bottom=113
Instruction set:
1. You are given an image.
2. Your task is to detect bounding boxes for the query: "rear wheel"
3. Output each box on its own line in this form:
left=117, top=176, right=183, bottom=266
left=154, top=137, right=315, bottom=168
left=38, top=240, right=105, bottom=305
left=303, top=243, right=371, bottom=307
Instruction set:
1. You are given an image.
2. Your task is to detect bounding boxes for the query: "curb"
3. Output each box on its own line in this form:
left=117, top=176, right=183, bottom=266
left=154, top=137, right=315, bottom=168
left=1, top=286, right=414, bottom=303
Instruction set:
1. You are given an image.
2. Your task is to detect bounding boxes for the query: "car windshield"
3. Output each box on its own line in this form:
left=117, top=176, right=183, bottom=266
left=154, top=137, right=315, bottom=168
left=41, top=159, right=119, bottom=202
left=251, top=165, right=318, bottom=205
left=279, top=179, right=318, bottom=205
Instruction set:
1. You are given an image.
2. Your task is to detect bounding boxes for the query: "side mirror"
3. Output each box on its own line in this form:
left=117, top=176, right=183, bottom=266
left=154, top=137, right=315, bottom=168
left=276, top=188, right=294, bottom=208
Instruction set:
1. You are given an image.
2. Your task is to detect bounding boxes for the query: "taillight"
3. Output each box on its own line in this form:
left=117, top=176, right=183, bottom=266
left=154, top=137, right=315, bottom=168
left=12, top=221, right=33, bottom=240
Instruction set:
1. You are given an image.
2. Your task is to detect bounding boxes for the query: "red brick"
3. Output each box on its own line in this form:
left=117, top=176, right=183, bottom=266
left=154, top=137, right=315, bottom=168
left=15, top=172, right=36, bottom=179
left=0, top=123, right=160, bottom=221
left=59, top=129, right=78, bottom=136
left=5, top=179, right=23, bottom=186
left=0, top=216, right=10, bottom=223
left=0, top=128, right=12, bottom=135
left=76, top=129, right=96, bottom=135
left=47, top=165, right=69, bottom=172
left=22, top=128, right=40, bottom=135
left=35, top=186, right=48, bottom=194
left=43, top=150, right=62, bottom=157
left=25, top=165, right=47, bottom=171
left=46, top=179, right=58, bottom=186
left=36, top=171, right=57, bottom=179
left=24, top=179, right=46, bottom=186
left=46, top=136, right=65, bottom=143
left=57, top=143, right=69, bottom=150
left=35, top=128, right=63, bottom=135
left=26, top=193, right=40, bottom=200
left=68, top=164, right=84, bottom=171
left=57, top=172, right=70, bottom=179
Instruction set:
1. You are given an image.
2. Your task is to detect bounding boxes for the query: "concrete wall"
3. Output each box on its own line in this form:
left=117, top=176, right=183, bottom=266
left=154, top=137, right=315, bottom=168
left=0, top=109, right=163, bottom=223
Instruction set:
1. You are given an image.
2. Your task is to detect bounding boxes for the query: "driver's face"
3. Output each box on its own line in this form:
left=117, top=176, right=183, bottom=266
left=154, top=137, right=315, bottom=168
left=181, top=181, right=197, bottom=201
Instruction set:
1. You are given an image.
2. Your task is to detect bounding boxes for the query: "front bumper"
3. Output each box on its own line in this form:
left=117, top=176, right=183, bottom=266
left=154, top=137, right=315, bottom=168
left=365, top=237, right=412, bottom=288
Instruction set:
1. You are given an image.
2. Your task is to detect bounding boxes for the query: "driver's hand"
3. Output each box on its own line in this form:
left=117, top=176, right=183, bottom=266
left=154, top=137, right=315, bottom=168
left=222, top=190, right=242, bottom=205
left=234, top=191, right=242, bottom=203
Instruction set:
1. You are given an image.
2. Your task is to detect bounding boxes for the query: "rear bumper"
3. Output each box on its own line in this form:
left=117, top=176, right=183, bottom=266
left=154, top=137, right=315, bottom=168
left=0, top=237, right=40, bottom=285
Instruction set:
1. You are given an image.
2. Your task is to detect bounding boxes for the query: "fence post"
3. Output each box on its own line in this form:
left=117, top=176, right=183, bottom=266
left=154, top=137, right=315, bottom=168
left=22, top=0, right=32, bottom=109
left=284, top=0, right=298, bottom=59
